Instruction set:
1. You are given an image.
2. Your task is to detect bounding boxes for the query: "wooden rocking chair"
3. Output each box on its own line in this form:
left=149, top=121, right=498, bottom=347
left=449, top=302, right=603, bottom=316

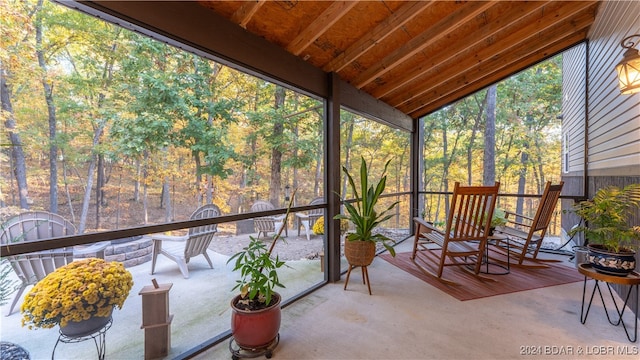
left=411, top=182, right=500, bottom=286
left=494, top=181, right=564, bottom=267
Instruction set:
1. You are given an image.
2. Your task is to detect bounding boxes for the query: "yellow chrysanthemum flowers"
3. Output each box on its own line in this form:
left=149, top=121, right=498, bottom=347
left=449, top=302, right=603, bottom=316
left=312, top=216, right=349, bottom=235
left=21, top=258, right=133, bottom=329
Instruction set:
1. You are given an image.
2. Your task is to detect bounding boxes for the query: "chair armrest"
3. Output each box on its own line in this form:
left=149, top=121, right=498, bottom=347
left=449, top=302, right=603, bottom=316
left=150, top=234, right=189, bottom=242
left=295, top=213, right=309, bottom=220
left=504, top=210, right=534, bottom=221
left=413, top=217, right=441, bottom=234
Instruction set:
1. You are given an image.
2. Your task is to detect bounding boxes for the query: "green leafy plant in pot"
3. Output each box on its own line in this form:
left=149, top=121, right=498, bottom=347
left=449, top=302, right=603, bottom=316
left=568, top=183, right=640, bottom=276
left=334, top=157, right=399, bottom=267
left=227, top=193, right=294, bottom=353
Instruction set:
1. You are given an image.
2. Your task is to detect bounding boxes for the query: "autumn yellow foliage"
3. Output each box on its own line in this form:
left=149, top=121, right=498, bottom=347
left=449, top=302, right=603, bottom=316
left=21, top=258, right=133, bottom=329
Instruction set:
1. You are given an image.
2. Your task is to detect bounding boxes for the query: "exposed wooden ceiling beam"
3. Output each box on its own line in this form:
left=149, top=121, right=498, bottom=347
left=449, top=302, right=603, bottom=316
left=410, top=30, right=589, bottom=118
left=370, top=1, right=552, bottom=99
left=231, top=0, right=266, bottom=29
left=405, top=23, right=593, bottom=117
left=352, top=1, right=495, bottom=88
left=286, top=1, right=358, bottom=56
left=322, top=1, right=433, bottom=73
left=391, top=2, right=598, bottom=111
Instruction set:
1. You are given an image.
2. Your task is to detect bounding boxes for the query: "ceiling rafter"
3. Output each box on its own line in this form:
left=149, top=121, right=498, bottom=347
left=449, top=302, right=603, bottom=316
left=405, top=18, right=595, bottom=116
left=231, top=0, right=266, bottom=28
left=370, top=1, right=552, bottom=100
left=181, top=1, right=599, bottom=119
left=391, top=1, right=599, bottom=110
left=285, top=1, right=358, bottom=56
left=351, top=1, right=496, bottom=88
left=322, top=1, right=433, bottom=73
left=404, top=20, right=593, bottom=116
left=412, top=29, right=589, bottom=118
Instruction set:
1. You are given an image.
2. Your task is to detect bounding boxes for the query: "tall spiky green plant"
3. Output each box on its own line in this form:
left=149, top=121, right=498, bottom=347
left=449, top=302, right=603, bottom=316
left=569, top=183, right=640, bottom=253
left=334, top=157, right=399, bottom=256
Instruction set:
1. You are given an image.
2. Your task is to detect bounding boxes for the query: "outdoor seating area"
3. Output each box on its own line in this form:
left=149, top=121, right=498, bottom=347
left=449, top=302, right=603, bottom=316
left=1, top=1, right=639, bottom=359
left=495, top=181, right=565, bottom=267
left=2, top=235, right=638, bottom=359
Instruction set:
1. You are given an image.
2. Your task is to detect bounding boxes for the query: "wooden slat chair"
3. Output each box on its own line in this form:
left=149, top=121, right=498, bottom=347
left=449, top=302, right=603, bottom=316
left=0, top=211, right=76, bottom=316
left=250, top=200, right=286, bottom=238
left=494, top=181, right=564, bottom=267
left=411, top=182, right=500, bottom=285
left=150, top=204, right=220, bottom=278
left=295, top=197, right=324, bottom=240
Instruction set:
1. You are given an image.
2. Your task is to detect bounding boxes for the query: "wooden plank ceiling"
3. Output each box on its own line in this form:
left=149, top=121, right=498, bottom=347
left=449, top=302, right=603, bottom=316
left=198, top=0, right=600, bottom=119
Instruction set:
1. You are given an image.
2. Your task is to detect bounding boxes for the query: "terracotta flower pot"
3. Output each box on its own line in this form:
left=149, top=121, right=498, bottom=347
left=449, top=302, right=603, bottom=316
left=230, top=293, right=281, bottom=350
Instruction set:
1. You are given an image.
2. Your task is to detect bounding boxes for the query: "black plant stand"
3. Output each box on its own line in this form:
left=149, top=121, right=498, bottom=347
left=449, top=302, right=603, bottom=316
left=578, top=264, right=639, bottom=342
left=52, top=318, right=112, bottom=360
left=229, top=334, right=279, bottom=360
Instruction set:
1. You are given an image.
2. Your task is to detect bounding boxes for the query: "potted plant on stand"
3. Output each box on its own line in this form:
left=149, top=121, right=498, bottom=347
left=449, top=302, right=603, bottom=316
left=334, top=157, right=398, bottom=294
left=569, top=183, right=640, bottom=276
left=21, top=258, right=133, bottom=335
left=227, top=194, right=294, bottom=359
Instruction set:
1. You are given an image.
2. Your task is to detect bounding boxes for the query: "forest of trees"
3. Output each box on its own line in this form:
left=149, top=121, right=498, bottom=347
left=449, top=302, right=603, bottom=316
left=1, top=0, right=562, bottom=235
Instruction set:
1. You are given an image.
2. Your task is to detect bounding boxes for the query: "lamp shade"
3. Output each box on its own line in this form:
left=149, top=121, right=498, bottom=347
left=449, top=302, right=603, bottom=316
left=616, top=36, right=640, bottom=95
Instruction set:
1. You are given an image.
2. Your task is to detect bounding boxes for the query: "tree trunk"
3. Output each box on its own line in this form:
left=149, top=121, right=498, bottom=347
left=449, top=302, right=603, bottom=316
left=142, top=151, right=149, bottom=224
left=269, top=86, right=285, bottom=207
left=1, top=65, right=30, bottom=209
left=61, top=153, right=75, bottom=222
left=483, top=85, right=497, bottom=186
left=78, top=123, right=106, bottom=233
left=516, top=150, right=529, bottom=223
left=134, top=160, right=141, bottom=202
left=194, top=152, right=203, bottom=206
left=35, top=2, right=58, bottom=213
left=96, top=154, right=104, bottom=229
left=467, top=92, right=486, bottom=185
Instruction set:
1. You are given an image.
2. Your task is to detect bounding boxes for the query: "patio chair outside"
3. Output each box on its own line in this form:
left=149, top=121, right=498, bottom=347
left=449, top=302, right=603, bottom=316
left=150, top=204, right=221, bottom=279
left=494, top=181, right=564, bottom=267
left=251, top=200, right=286, bottom=238
left=0, top=211, right=76, bottom=316
left=296, top=197, right=324, bottom=241
left=411, top=182, right=500, bottom=286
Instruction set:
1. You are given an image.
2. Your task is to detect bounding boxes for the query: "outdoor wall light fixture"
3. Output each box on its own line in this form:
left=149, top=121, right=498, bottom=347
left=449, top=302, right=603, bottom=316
left=616, top=34, right=640, bottom=95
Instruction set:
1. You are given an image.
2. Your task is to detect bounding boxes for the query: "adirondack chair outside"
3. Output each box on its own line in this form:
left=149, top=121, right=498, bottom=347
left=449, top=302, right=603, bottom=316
left=1, top=211, right=76, bottom=316
left=150, top=204, right=221, bottom=278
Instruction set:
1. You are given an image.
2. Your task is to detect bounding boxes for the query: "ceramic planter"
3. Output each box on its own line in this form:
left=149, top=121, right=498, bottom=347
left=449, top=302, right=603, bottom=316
left=587, top=244, right=636, bottom=276
left=230, top=292, right=281, bottom=350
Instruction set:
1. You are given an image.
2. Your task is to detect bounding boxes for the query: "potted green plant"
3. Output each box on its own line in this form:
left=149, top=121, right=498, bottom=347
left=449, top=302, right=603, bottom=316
left=334, top=157, right=399, bottom=268
left=568, top=183, right=640, bottom=276
left=484, top=207, right=507, bottom=235
left=227, top=194, right=294, bottom=356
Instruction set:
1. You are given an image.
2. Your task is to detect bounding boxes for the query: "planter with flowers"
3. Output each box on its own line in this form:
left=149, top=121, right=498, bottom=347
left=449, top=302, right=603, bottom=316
left=21, top=258, right=133, bottom=337
left=312, top=216, right=349, bottom=236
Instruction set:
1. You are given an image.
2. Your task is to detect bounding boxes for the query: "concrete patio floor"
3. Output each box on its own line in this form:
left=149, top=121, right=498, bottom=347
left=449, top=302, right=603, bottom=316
left=2, top=238, right=639, bottom=359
